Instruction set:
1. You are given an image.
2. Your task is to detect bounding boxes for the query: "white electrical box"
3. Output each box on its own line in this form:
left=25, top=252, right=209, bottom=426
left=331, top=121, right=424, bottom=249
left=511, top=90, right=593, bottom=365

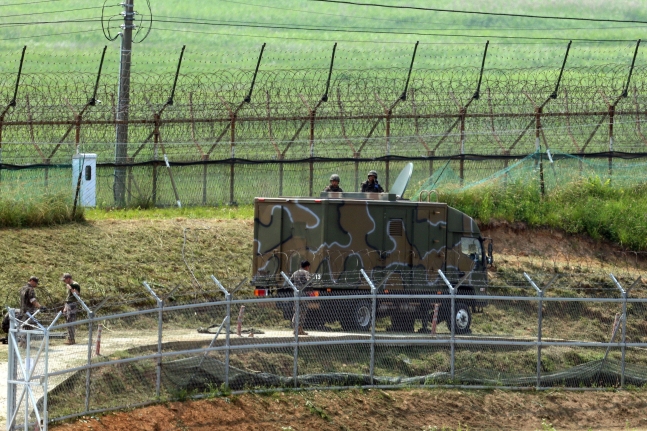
left=72, top=153, right=97, bottom=207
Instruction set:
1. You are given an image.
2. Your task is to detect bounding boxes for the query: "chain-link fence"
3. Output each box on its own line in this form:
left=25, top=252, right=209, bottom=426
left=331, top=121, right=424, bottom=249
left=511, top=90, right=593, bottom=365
left=5, top=270, right=647, bottom=430
left=2, top=55, right=647, bottom=206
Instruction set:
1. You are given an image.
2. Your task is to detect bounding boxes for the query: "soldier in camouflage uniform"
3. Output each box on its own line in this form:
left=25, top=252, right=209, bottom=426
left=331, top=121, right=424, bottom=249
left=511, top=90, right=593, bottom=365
left=20, top=276, right=43, bottom=316
left=61, top=273, right=80, bottom=345
left=12, top=276, right=45, bottom=346
left=323, top=174, right=343, bottom=192
left=290, top=260, right=311, bottom=336
left=360, top=170, right=384, bottom=193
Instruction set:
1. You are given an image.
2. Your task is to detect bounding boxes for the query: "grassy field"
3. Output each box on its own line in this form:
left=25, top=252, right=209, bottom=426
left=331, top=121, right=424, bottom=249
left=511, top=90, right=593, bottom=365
left=0, top=0, right=644, bottom=75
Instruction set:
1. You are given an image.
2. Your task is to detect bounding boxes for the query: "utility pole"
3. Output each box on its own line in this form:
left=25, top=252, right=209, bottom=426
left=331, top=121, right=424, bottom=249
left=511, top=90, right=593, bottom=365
left=114, top=0, right=135, bottom=206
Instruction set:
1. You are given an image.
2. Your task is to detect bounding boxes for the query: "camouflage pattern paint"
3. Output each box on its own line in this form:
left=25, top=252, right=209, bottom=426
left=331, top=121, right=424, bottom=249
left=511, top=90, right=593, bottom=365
left=253, top=193, right=487, bottom=292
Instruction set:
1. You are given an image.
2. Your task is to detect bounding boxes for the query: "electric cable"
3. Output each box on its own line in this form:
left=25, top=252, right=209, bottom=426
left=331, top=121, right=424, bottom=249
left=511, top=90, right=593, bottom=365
left=304, top=0, right=647, bottom=25
left=0, top=0, right=67, bottom=6
left=0, top=18, right=102, bottom=28
left=151, top=18, right=639, bottom=42
left=213, top=0, right=647, bottom=32
left=0, top=5, right=106, bottom=18
left=153, top=14, right=647, bottom=33
left=0, top=28, right=100, bottom=40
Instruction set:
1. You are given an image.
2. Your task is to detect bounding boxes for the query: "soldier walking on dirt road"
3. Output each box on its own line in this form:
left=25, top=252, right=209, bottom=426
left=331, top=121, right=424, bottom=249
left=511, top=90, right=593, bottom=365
left=290, top=260, right=311, bottom=336
left=61, top=273, right=80, bottom=345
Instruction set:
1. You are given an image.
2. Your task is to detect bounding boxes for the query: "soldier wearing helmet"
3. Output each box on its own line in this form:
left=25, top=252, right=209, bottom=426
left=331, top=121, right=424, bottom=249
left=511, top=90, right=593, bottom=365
left=361, top=170, right=384, bottom=193
left=323, top=174, right=344, bottom=192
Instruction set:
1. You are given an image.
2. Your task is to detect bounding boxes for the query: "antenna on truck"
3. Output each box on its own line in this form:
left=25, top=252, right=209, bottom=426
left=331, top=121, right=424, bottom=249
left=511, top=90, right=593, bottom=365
left=390, top=162, right=414, bottom=199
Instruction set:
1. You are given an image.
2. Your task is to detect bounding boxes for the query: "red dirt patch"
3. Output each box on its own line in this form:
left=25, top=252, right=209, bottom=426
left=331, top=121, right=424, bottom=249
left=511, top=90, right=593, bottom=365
left=48, top=225, right=647, bottom=431
left=51, top=389, right=647, bottom=431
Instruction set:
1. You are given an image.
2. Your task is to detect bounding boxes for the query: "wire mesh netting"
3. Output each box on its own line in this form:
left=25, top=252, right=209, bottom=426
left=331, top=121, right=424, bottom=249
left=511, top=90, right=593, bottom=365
left=1, top=59, right=647, bottom=206
left=6, top=270, right=647, bottom=429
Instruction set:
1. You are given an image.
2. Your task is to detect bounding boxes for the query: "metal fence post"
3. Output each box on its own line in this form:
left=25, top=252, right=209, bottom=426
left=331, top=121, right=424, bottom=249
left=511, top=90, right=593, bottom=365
left=142, top=282, right=163, bottom=398
left=610, top=274, right=626, bottom=388
left=211, top=275, right=232, bottom=389
left=67, top=291, right=95, bottom=413
left=524, top=273, right=543, bottom=389
left=438, top=270, right=455, bottom=380
left=610, top=274, right=641, bottom=388
left=6, top=308, right=17, bottom=427
left=84, top=309, right=95, bottom=413
left=281, top=271, right=300, bottom=388
left=361, top=269, right=378, bottom=385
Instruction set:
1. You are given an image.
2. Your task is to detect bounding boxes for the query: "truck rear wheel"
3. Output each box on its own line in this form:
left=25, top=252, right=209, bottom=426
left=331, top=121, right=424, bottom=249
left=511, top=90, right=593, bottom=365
left=390, top=314, right=415, bottom=332
left=446, top=302, right=472, bottom=334
left=340, top=299, right=372, bottom=332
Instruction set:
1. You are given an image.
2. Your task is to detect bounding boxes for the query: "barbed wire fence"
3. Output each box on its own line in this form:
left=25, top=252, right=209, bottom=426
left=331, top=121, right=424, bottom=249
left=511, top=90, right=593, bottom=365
left=1, top=42, right=647, bottom=205
left=6, top=269, right=647, bottom=430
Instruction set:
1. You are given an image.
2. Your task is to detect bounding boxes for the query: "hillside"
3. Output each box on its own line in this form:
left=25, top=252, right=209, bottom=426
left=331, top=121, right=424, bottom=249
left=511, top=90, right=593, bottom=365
left=0, top=0, right=645, bottom=74
left=1, top=216, right=645, bottom=311
left=48, top=389, right=647, bottom=431
left=3, top=217, right=647, bottom=431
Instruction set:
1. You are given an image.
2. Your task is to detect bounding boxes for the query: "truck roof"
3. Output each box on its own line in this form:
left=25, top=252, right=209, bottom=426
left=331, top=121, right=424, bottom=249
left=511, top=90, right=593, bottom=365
left=255, top=192, right=449, bottom=207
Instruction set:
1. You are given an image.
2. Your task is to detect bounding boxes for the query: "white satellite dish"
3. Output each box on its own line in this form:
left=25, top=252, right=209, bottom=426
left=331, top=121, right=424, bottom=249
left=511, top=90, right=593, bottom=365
left=390, top=162, right=413, bottom=198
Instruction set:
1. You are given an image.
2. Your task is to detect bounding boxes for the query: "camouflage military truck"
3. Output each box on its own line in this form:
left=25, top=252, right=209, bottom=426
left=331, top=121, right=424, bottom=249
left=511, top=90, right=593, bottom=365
left=252, top=165, right=492, bottom=334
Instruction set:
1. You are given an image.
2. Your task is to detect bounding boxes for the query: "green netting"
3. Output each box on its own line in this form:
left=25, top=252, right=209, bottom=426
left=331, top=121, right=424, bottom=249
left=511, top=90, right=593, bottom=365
left=414, top=152, right=647, bottom=198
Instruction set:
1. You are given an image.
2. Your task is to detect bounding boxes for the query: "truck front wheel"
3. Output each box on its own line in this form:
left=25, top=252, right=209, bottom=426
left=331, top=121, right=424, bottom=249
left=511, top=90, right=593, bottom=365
left=340, top=299, right=372, bottom=332
left=446, top=302, right=472, bottom=334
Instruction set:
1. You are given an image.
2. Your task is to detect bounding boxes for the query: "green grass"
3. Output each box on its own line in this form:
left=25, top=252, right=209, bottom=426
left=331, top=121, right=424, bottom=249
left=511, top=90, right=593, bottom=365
left=441, top=176, right=647, bottom=251
left=0, top=0, right=644, bottom=75
left=85, top=205, right=254, bottom=221
left=0, top=192, right=84, bottom=228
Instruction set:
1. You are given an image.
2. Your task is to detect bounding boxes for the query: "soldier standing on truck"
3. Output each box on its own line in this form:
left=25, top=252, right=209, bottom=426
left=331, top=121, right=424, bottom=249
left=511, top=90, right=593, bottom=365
left=323, top=174, right=343, bottom=192
left=290, top=260, right=311, bottom=336
left=361, top=170, right=384, bottom=193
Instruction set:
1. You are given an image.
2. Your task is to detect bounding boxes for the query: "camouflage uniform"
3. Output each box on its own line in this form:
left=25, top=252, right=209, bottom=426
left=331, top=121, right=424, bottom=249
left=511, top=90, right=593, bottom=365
left=323, top=184, right=343, bottom=192
left=360, top=180, right=384, bottom=193
left=20, top=284, right=38, bottom=315
left=290, top=268, right=311, bottom=334
left=63, top=280, right=80, bottom=344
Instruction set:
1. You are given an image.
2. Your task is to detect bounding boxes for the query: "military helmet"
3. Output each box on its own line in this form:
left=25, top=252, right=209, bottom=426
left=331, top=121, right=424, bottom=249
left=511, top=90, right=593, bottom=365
left=368, top=170, right=378, bottom=179
left=330, top=174, right=340, bottom=182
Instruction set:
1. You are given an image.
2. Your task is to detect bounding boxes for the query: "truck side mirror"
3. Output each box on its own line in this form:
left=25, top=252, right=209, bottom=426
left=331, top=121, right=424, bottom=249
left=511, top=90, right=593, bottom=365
left=487, top=241, right=494, bottom=265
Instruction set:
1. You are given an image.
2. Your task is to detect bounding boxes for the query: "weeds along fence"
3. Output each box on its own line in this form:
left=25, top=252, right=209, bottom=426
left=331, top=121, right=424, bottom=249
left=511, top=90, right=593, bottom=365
left=6, top=270, right=647, bottom=430
left=3, top=62, right=647, bottom=205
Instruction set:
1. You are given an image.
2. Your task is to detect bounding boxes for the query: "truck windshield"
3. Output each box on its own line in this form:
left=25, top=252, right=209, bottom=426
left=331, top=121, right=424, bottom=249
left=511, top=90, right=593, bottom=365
left=460, top=237, right=482, bottom=263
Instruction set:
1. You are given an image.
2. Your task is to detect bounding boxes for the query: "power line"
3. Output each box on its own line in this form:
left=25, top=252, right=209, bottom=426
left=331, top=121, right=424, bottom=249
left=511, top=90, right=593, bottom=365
left=152, top=25, right=632, bottom=46
left=216, top=0, right=647, bottom=32
left=0, top=28, right=100, bottom=41
left=151, top=18, right=638, bottom=42
left=154, top=13, right=647, bottom=33
left=0, top=0, right=67, bottom=6
left=0, top=6, right=106, bottom=18
left=0, top=18, right=102, bottom=27
left=304, top=0, right=647, bottom=25
left=153, top=26, right=423, bottom=44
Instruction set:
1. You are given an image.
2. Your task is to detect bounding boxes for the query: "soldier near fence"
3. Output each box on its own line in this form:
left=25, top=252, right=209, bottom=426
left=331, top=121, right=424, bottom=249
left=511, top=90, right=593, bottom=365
left=360, top=170, right=384, bottom=193
left=290, top=260, right=311, bottom=336
left=20, top=276, right=44, bottom=316
left=61, top=273, right=80, bottom=345
left=323, top=174, right=343, bottom=192
left=8, top=276, right=46, bottom=346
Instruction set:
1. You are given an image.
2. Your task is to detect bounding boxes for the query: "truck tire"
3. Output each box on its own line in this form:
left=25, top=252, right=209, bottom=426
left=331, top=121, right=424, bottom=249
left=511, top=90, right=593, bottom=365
left=446, top=302, right=472, bottom=334
left=390, top=314, right=415, bottom=332
left=340, top=299, right=372, bottom=332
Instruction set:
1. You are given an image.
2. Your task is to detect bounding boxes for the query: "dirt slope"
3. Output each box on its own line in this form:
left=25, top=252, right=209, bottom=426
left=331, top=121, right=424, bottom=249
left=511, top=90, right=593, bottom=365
left=9, top=220, right=647, bottom=431
left=51, top=388, right=647, bottom=431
